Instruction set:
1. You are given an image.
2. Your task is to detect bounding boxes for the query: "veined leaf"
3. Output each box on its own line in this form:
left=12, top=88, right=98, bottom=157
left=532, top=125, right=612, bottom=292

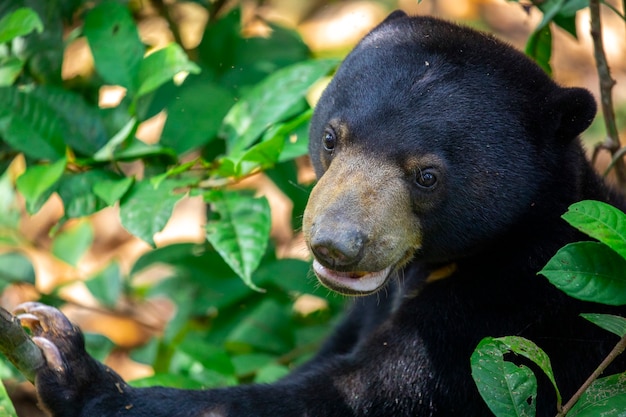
left=534, top=0, right=566, bottom=32
left=0, top=86, right=108, bottom=159
left=83, top=1, right=144, bottom=92
left=0, top=57, right=24, bottom=86
left=225, top=298, right=293, bottom=354
left=85, top=262, right=122, bottom=308
left=28, top=85, right=109, bottom=156
left=581, top=313, right=626, bottom=337
left=56, top=170, right=118, bottom=220
left=136, top=43, right=201, bottom=98
left=567, top=372, right=626, bottom=417
left=540, top=241, right=626, bottom=305
left=51, top=221, right=94, bottom=267
left=563, top=200, right=626, bottom=260
left=0, top=87, right=65, bottom=160
left=525, top=26, right=552, bottom=76
left=160, top=76, right=233, bottom=154
left=220, top=59, right=338, bottom=154
left=218, top=132, right=285, bottom=178
left=93, top=176, right=135, bottom=206
left=119, top=179, right=186, bottom=246
left=205, top=191, right=271, bottom=290
left=0, top=252, right=35, bottom=292
left=0, top=7, right=43, bottom=44
left=16, top=158, right=66, bottom=213
left=471, top=337, right=539, bottom=417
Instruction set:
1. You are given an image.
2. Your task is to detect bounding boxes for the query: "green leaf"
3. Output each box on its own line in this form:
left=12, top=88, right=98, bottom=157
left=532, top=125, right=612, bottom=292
left=119, top=180, right=186, bottom=246
left=562, top=200, right=626, bottom=260
left=85, top=262, right=122, bottom=308
left=198, top=10, right=311, bottom=93
left=92, top=118, right=137, bottom=162
left=525, top=26, right=552, bottom=76
left=56, top=170, right=117, bottom=220
left=225, top=298, right=294, bottom=354
left=51, top=221, right=94, bottom=266
left=254, top=363, right=290, bottom=383
left=558, top=0, right=589, bottom=16
left=0, top=86, right=108, bottom=159
left=220, top=59, right=338, bottom=154
left=535, top=0, right=566, bottom=32
left=471, top=337, right=539, bottom=417
left=0, top=380, right=17, bottom=417
left=160, top=76, right=234, bottom=154
left=27, top=86, right=109, bottom=156
left=8, top=2, right=64, bottom=84
left=231, top=353, right=274, bottom=377
left=553, top=14, right=578, bottom=38
left=84, top=333, right=116, bottom=363
left=150, top=160, right=198, bottom=189
left=0, top=252, right=35, bottom=291
left=0, top=57, right=24, bottom=86
left=274, top=108, right=313, bottom=162
left=540, top=241, right=626, bottom=305
left=493, top=336, right=560, bottom=404
left=0, top=165, right=20, bottom=229
left=218, top=131, right=285, bottom=177
left=112, top=137, right=177, bottom=162
left=136, top=43, right=200, bottom=98
left=205, top=192, right=271, bottom=290
left=93, top=176, right=135, bottom=206
left=179, top=338, right=235, bottom=376
left=0, top=87, right=66, bottom=160
left=567, top=372, right=626, bottom=417
left=0, top=7, right=43, bottom=44
left=581, top=313, right=626, bottom=337
left=16, top=158, right=66, bottom=213
left=83, top=1, right=144, bottom=92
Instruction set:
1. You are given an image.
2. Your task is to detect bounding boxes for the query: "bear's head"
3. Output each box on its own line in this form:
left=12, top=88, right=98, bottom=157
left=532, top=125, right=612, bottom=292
left=302, top=11, right=597, bottom=296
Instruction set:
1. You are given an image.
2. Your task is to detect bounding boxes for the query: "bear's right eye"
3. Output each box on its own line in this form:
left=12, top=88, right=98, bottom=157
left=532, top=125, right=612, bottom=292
left=415, top=168, right=438, bottom=189
left=322, top=129, right=336, bottom=152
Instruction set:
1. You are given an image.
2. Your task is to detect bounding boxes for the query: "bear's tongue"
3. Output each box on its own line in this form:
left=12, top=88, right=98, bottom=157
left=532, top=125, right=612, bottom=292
left=312, top=260, right=391, bottom=295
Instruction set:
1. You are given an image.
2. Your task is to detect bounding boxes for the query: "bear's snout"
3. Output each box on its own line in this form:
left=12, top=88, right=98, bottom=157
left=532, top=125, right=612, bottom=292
left=309, top=226, right=366, bottom=269
left=303, top=151, right=422, bottom=295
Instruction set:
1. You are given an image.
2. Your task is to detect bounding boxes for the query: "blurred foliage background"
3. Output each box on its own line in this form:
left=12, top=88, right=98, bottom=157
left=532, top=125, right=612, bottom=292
left=0, top=0, right=624, bottom=415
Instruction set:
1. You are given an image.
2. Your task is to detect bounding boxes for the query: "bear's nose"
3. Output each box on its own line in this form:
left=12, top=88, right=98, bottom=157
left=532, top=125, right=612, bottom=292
left=310, top=228, right=366, bottom=268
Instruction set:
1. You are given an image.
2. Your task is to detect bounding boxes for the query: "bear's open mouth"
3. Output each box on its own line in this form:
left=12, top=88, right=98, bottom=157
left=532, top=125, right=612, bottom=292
left=312, top=260, right=392, bottom=295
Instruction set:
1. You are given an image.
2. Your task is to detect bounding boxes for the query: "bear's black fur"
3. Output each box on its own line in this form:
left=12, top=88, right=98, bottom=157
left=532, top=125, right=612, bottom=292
left=15, top=11, right=626, bottom=417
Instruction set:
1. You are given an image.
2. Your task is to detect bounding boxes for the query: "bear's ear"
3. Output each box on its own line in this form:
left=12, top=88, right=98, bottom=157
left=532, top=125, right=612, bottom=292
left=382, top=10, right=408, bottom=24
left=549, top=87, right=597, bottom=140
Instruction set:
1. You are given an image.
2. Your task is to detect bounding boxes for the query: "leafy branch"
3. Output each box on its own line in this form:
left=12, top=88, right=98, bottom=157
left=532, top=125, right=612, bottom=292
left=556, top=333, right=626, bottom=416
left=473, top=200, right=626, bottom=416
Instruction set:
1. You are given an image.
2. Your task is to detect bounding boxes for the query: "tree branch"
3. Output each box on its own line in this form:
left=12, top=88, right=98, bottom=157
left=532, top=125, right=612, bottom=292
left=556, top=333, right=626, bottom=416
left=589, top=0, right=626, bottom=185
left=0, top=307, right=43, bottom=384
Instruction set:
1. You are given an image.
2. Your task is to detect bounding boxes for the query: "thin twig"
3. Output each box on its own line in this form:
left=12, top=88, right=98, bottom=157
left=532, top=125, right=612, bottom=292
left=589, top=0, right=626, bottom=185
left=556, top=334, right=626, bottom=416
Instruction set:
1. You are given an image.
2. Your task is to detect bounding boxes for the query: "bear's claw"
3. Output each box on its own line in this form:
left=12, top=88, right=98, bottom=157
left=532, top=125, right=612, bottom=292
left=14, top=302, right=75, bottom=338
left=13, top=302, right=81, bottom=375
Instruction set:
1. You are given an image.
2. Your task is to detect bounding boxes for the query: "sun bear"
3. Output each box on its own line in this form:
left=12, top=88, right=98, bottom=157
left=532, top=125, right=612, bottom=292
left=10, top=10, right=626, bottom=417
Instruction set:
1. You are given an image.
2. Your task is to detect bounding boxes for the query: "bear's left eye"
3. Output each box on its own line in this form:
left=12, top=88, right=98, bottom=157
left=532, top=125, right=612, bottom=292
left=415, top=169, right=438, bottom=189
left=322, top=129, right=336, bottom=152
